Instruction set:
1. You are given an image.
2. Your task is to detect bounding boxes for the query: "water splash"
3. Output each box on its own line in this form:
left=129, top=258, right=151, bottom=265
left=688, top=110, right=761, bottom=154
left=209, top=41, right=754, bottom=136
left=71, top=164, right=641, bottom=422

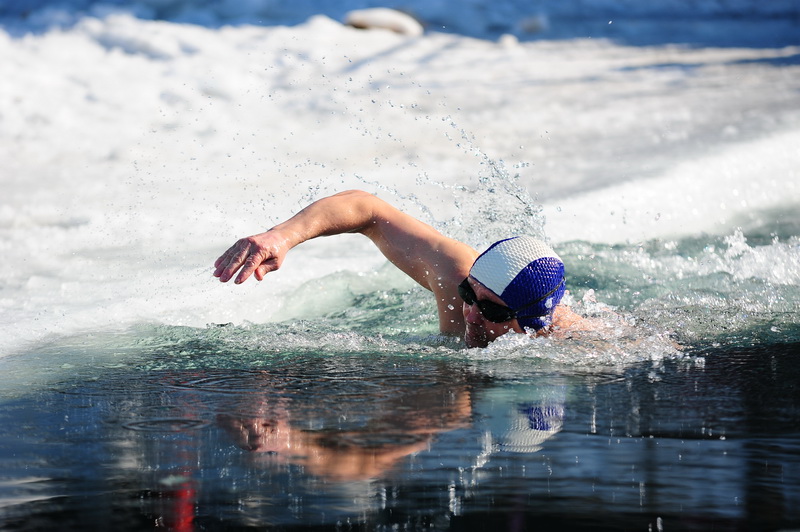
left=355, top=125, right=547, bottom=250
left=560, top=229, right=800, bottom=349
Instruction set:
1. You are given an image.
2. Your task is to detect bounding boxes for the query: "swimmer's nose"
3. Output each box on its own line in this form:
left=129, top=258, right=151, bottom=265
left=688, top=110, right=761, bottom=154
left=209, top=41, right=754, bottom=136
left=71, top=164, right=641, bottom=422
left=464, top=301, right=485, bottom=324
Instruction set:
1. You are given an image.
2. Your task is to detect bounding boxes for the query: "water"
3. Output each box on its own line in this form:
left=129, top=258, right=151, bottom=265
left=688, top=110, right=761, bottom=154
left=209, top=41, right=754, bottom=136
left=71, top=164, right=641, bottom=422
left=1, top=223, right=797, bottom=530
left=2, top=1, right=800, bottom=530
left=1, top=329, right=798, bottom=530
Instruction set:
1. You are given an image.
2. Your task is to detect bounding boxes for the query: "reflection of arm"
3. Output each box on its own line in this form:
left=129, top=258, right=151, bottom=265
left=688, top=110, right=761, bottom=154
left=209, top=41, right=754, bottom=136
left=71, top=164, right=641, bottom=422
left=214, top=190, right=476, bottom=334
left=401, top=388, right=473, bottom=434
left=304, top=433, right=433, bottom=481
left=217, top=387, right=474, bottom=481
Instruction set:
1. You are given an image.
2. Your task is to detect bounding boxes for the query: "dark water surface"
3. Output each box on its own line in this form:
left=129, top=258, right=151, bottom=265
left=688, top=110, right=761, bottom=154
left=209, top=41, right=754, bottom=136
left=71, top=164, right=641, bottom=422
left=1, top=332, right=798, bottom=531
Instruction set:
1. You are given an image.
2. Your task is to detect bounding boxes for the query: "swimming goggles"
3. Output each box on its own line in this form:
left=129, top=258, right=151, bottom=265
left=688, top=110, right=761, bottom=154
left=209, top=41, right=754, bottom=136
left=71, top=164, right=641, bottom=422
left=458, top=277, right=565, bottom=323
left=458, top=278, right=517, bottom=323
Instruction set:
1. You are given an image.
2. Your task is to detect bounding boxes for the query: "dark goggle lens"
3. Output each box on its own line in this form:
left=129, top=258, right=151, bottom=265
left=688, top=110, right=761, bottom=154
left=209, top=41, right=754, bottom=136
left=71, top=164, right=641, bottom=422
left=458, top=279, right=516, bottom=323
left=457, top=279, right=476, bottom=305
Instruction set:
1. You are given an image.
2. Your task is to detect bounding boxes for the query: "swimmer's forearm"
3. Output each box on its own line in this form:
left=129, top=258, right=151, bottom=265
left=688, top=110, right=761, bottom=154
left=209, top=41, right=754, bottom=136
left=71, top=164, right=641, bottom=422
left=284, top=190, right=475, bottom=298
left=269, top=190, right=382, bottom=247
left=214, top=190, right=383, bottom=284
left=215, top=189, right=471, bottom=290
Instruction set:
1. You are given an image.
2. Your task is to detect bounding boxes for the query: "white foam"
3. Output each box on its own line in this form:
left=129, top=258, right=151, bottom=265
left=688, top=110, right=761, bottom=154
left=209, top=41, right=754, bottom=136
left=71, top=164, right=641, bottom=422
left=544, top=129, right=800, bottom=244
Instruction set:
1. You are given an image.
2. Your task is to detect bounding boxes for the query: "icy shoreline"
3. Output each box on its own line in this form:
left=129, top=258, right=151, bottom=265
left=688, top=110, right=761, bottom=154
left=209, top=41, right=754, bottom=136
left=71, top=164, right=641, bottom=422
left=3, top=0, right=799, bottom=47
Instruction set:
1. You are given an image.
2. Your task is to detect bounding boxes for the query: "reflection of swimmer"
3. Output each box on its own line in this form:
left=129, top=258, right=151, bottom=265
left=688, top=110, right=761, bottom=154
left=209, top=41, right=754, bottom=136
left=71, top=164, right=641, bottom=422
left=215, top=190, right=592, bottom=348
left=216, top=386, right=472, bottom=481
left=217, top=414, right=432, bottom=481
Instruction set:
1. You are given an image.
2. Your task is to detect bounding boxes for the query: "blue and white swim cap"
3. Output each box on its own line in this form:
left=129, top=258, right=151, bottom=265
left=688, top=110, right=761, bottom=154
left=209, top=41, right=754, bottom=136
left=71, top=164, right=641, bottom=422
left=469, top=236, right=566, bottom=330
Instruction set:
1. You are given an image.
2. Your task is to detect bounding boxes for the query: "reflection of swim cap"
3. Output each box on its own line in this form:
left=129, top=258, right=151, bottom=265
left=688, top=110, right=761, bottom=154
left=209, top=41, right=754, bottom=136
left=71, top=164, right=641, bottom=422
left=479, top=385, right=567, bottom=455
left=469, top=236, right=566, bottom=330
left=500, top=404, right=564, bottom=453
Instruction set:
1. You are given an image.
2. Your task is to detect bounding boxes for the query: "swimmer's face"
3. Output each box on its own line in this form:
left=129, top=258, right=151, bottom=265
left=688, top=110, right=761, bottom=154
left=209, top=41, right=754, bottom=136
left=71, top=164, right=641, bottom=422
left=461, top=277, right=524, bottom=348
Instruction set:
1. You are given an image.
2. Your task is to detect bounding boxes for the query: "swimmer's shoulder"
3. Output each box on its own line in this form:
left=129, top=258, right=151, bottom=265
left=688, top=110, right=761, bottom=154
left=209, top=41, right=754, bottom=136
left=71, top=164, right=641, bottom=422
left=551, top=304, right=598, bottom=332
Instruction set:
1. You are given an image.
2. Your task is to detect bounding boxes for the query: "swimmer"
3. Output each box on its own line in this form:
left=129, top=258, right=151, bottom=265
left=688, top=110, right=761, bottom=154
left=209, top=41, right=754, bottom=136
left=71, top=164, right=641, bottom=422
left=214, top=190, right=586, bottom=347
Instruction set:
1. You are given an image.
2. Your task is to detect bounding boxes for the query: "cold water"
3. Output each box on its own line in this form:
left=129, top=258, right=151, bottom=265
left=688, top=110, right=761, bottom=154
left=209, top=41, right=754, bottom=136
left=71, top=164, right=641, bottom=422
left=1, top=214, right=798, bottom=529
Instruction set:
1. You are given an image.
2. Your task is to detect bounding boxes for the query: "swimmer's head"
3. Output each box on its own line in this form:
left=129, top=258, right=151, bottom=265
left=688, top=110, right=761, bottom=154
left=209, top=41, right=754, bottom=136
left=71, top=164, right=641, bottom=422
left=469, top=236, right=566, bottom=331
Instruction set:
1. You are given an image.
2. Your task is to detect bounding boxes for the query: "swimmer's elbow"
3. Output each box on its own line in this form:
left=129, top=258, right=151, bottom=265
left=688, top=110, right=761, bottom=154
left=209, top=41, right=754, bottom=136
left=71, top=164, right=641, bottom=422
left=334, top=189, right=375, bottom=201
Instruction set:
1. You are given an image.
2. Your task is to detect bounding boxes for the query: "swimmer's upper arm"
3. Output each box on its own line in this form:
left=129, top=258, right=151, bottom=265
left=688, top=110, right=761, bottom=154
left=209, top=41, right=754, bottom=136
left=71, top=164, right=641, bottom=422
left=353, top=191, right=477, bottom=334
left=355, top=192, right=474, bottom=288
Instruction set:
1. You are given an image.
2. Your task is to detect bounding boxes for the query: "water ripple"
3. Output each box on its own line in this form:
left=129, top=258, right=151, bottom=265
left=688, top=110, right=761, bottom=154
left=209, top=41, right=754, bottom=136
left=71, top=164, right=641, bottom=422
left=122, top=418, right=209, bottom=432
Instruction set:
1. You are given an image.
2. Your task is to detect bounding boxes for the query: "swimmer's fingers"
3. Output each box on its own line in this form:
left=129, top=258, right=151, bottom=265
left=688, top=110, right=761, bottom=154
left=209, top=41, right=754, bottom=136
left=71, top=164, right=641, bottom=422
left=254, top=258, right=280, bottom=281
left=214, top=238, right=258, bottom=283
left=234, top=249, right=271, bottom=284
left=215, top=232, right=288, bottom=284
left=213, top=245, right=239, bottom=275
left=213, top=248, right=231, bottom=269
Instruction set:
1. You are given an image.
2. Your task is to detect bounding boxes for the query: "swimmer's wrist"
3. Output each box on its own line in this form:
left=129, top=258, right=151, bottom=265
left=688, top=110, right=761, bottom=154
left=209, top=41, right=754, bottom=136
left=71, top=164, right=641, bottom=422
left=264, top=224, right=306, bottom=251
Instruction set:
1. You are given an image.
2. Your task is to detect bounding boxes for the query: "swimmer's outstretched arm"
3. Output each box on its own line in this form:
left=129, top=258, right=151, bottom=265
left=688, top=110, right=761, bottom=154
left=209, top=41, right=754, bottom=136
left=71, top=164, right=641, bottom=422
left=214, top=190, right=476, bottom=295
left=214, top=190, right=475, bottom=334
left=214, top=190, right=378, bottom=285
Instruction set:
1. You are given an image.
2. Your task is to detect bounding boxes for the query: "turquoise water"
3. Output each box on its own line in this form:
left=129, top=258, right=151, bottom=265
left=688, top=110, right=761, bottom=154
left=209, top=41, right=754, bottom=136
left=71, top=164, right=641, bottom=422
left=1, top=220, right=798, bottom=531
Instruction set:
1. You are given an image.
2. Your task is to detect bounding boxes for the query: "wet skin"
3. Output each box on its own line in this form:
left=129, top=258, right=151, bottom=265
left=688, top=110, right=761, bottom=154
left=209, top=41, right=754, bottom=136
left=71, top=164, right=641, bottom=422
left=461, top=277, right=525, bottom=348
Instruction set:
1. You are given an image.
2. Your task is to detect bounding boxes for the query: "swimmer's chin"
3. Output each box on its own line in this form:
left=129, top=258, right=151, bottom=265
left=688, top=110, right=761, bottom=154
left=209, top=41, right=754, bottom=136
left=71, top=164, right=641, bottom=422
left=464, top=333, right=489, bottom=349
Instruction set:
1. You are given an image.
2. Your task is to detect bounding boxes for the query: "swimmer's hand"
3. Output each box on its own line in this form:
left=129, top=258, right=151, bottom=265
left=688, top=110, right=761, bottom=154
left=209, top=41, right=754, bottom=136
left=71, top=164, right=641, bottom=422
left=213, top=230, right=290, bottom=284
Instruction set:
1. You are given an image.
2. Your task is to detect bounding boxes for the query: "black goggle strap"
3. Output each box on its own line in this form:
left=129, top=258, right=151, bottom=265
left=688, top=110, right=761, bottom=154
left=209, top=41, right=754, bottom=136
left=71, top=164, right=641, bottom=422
left=512, top=278, right=566, bottom=319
